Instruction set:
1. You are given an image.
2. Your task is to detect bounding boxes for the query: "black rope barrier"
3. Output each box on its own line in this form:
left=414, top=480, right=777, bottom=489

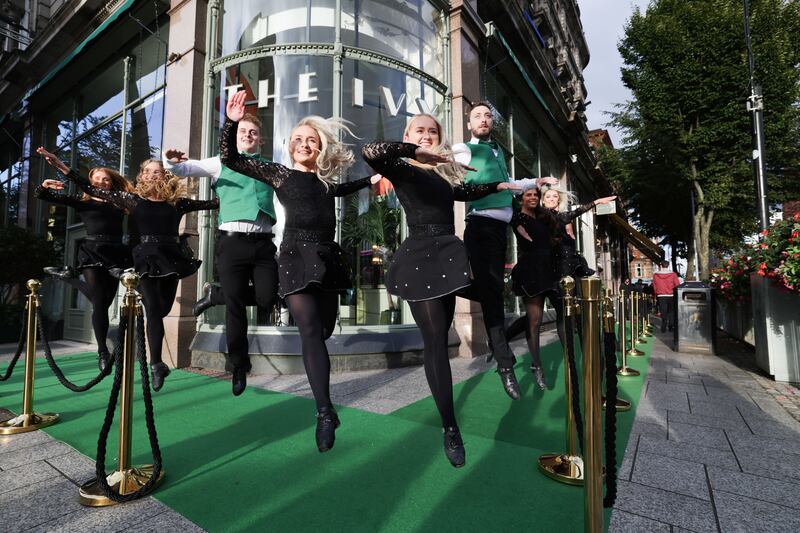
left=36, top=307, right=115, bottom=392
left=602, top=330, right=619, bottom=508
left=94, top=312, right=162, bottom=503
left=0, top=308, right=27, bottom=382
left=564, top=316, right=584, bottom=455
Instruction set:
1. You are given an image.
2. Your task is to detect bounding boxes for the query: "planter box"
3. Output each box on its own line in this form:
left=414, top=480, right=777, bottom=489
left=716, top=298, right=754, bottom=346
left=750, top=274, right=800, bottom=382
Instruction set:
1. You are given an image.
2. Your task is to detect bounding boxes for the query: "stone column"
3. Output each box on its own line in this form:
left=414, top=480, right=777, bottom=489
left=160, top=0, right=208, bottom=368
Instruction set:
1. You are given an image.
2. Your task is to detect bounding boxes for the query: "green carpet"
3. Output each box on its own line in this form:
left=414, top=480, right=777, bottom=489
left=0, top=332, right=653, bottom=533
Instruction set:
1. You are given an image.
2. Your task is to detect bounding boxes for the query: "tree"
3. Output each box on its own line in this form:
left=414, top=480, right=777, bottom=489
left=0, top=225, right=58, bottom=305
left=609, top=0, right=800, bottom=279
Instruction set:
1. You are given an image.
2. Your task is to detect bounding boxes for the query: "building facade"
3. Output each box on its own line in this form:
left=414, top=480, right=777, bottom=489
left=1, top=0, right=617, bottom=371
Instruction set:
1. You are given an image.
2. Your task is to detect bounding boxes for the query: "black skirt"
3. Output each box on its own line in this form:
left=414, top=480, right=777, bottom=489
left=76, top=241, right=132, bottom=271
left=511, top=249, right=559, bottom=298
left=386, top=234, right=472, bottom=302
left=277, top=238, right=352, bottom=298
left=132, top=242, right=201, bottom=279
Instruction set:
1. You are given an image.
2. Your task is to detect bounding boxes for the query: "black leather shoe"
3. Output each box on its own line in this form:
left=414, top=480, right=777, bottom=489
left=43, top=266, right=76, bottom=280
left=531, top=365, right=546, bottom=391
left=443, top=426, right=466, bottom=468
left=108, top=267, right=134, bottom=280
left=151, top=362, right=170, bottom=392
left=193, top=282, right=215, bottom=317
left=98, top=349, right=113, bottom=373
left=498, top=367, right=521, bottom=400
left=315, top=408, right=341, bottom=452
left=232, top=366, right=248, bottom=396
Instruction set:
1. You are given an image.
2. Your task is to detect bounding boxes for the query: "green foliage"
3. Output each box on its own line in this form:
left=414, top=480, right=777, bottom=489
left=340, top=194, right=402, bottom=252
left=608, top=0, right=800, bottom=262
left=0, top=225, right=58, bottom=305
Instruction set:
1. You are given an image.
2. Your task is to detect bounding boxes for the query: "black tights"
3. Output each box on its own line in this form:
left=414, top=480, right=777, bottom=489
left=409, top=295, right=457, bottom=429
left=285, top=289, right=339, bottom=412
left=138, top=276, right=179, bottom=366
left=517, top=292, right=565, bottom=368
left=63, top=268, right=119, bottom=353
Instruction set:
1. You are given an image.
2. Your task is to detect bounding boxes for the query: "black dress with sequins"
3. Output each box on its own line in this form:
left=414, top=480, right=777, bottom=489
left=220, top=118, right=373, bottom=298
left=553, top=204, right=595, bottom=278
left=363, top=142, right=502, bottom=302
left=64, top=170, right=218, bottom=279
left=34, top=186, right=132, bottom=270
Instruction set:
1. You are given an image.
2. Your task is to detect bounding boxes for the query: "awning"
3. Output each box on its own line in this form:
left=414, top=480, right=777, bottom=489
left=608, top=214, right=665, bottom=262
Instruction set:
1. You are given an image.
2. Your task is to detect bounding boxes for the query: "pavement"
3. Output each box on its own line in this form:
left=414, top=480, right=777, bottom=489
left=3, top=327, right=800, bottom=532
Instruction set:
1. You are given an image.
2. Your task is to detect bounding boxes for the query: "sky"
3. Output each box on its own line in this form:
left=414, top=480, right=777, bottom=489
left=579, top=0, right=651, bottom=147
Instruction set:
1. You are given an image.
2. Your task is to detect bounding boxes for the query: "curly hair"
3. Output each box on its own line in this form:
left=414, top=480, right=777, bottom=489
left=289, top=116, right=355, bottom=185
left=133, top=159, right=186, bottom=204
left=403, top=113, right=465, bottom=187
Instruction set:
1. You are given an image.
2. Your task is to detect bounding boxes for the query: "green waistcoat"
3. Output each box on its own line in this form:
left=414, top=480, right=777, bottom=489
left=213, top=153, right=276, bottom=225
left=463, top=142, right=513, bottom=211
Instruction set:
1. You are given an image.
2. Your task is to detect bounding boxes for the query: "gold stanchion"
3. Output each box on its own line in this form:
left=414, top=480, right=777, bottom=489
left=617, top=289, right=639, bottom=378
left=643, top=294, right=654, bottom=336
left=628, top=291, right=645, bottom=356
left=79, top=273, right=163, bottom=506
left=0, top=280, right=59, bottom=434
left=580, top=277, right=603, bottom=533
left=637, top=292, right=649, bottom=343
left=538, top=276, right=584, bottom=485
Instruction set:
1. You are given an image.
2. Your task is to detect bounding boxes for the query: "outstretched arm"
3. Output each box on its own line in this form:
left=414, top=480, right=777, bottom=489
left=163, top=150, right=222, bottom=180
left=559, top=195, right=616, bottom=223
left=361, top=142, right=419, bottom=181
left=34, top=180, right=85, bottom=208
left=454, top=181, right=515, bottom=202
left=330, top=175, right=379, bottom=197
left=176, top=197, right=220, bottom=214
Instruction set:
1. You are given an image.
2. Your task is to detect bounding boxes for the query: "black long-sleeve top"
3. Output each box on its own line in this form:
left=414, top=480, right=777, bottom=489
left=219, top=118, right=372, bottom=233
left=63, top=169, right=218, bottom=236
left=361, top=142, right=501, bottom=226
left=511, top=203, right=594, bottom=253
left=34, top=186, right=125, bottom=236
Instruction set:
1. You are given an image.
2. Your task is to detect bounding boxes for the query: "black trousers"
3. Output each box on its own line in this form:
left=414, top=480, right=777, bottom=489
left=215, top=233, right=278, bottom=370
left=658, top=296, right=675, bottom=332
left=461, top=216, right=515, bottom=368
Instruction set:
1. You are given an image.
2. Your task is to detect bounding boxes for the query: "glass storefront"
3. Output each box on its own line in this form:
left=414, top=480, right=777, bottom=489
left=204, top=0, right=448, bottom=330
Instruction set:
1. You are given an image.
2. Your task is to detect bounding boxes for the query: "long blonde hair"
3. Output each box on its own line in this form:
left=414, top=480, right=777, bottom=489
left=539, top=183, right=576, bottom=212
left=133, top=159, right=186, bottom=204
left=289, top=116, right=355, bottom=185
left=403, top=114, right=464, bottom=186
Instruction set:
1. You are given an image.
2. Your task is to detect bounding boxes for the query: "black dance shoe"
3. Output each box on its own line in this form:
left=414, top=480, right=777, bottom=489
left=232, top=366, right=248, bottom=396
left=531, top=365, right=546, bottom=391
left=443, top=427, right=466, bottom=468
left=315, top=407, right=341, bottom=453
left=498, top=367, right=521, bottom=400
left=192, top=282, right=215, bottom=317
left=151, top=362, right=170, bottom=392
left=97, top=349, right=113, bottom=373
left=108, top=267, right=135, bottom=280
left=43, top=266, right=76, bottom=280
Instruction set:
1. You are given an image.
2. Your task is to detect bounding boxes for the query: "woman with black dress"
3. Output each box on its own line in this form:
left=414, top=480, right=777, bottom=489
left=35, top=168, right=132, bottom=371
left=37, top=148, right=218, bottom=391
left=508, top=184, right=615, bottom=390
left=220, top=90, right=377, bottom=453
left=362, top=114, right=518, bottom=468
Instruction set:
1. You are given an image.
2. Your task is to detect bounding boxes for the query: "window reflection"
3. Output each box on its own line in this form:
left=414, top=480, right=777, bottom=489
left=124, top=89, right=165, bottom=176
left=76, top=60, right=125, bottom=137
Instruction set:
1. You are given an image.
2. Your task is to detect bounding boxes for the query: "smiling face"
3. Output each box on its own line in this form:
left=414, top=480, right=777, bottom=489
left=289, top=125, right=321, bottom=168
left=139, top=161, right=165, bottom=184
left=542, top=189, right=561, bottom=210
left=467, top=104, right=494, bottom=140
left=237, top=119, right=262, bottom=154
left=521, top=188, right=540, bottom=211
left=89, top=169, right=113, bottom=190
left=403, top=115, right=441, bottom=148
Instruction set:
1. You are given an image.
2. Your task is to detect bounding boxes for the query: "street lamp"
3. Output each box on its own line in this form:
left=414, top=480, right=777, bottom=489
left=743, top=0, right=769, bottom=230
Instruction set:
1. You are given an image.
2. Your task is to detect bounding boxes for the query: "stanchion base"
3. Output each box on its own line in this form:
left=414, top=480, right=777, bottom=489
left=537, top=453, right=584, bottom=486
left=617, top=366, right=641, bottom=377
left=0, top=412, right=60, bottom=435
left=79, top=465, right=164, bottom=507
left=627, top=348, right=645, bottom=357
left=602, top=397, right=632, bottom=412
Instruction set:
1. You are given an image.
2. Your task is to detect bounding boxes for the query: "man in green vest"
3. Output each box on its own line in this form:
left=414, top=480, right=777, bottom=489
left=453, top=102, right=557, bottom=400
left=163, top=113, right=277, bottom=396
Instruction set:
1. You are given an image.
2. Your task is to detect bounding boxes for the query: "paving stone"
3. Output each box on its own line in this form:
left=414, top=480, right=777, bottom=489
left=629, top=421, right=667, bottom=439
left=713, top=490, right=800, bottom=533
left=0, top=430, right=54, bottom=454
left=0, top=477, right=84, bottom=530
left=647, top=380, right=707, bottom=396
left=0, top=440, right=72, bottom=470
left=726, top=429, right=800, bottom=456
left=639, top=391, right=690, bottom=413
left=733, top=443, right=800, bottom=483
left=27, top=497, right=169, bottom=533
left=638, top=435, right=739, bottom=469
left=125, top=510, right=207, bottom=532
left=630, top=452, right=710, bottom=500
left=0, top=460, right=61, bottom=496
left=613, top=480, right=717, bottom=532
left=707, top=466, right=800, bottom=510
left=608, top=510, right=671, bottom=533
left=46, top=449, right=97, bottom=485
left=689, top=398, right=748, bottom=420
left=667, top=410, right=750, bottom=432
left=668, top=421, right=731, bottom=450
left=687, top=390, right=756, bottom=409
left=632, top=407, right=667, bottom=427
left=742, top=417, right=800, bottom=441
